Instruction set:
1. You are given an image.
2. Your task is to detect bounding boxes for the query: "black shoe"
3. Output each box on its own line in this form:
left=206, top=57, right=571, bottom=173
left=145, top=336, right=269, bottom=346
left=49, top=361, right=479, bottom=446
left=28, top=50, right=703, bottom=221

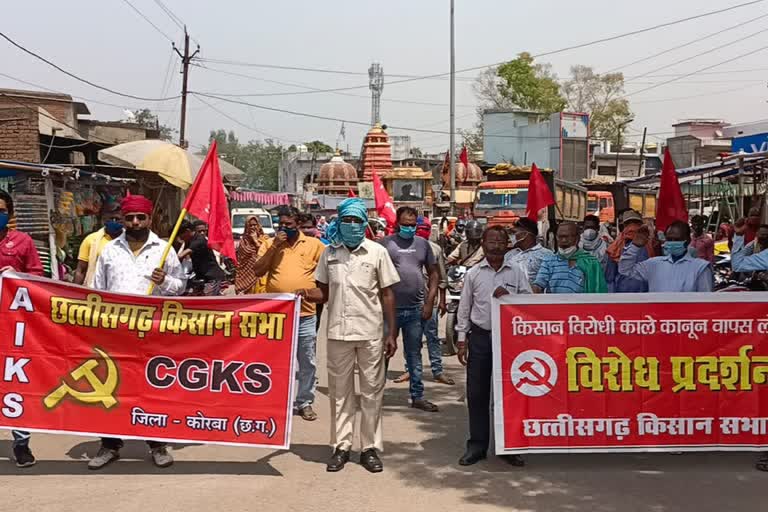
left=458, top=450, right=486, bottom=466
left=501, top=454, right=525, bottom=467
left=326, top=448, right=350, bottom=472
left=360, top=449, right=383, bottom=473
left=13, top=445, right=36, bottom=468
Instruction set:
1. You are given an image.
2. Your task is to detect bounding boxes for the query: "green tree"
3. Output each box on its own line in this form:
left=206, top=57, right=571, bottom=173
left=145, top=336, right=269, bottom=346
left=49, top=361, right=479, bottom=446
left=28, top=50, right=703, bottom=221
left=303, top=140, right=334, bottom=153
left=132, top=108, right=176, bottom=141
left=562, top=65, right=632, bottom=143
left=202, top=130, right=284, bottom=190
left=496, top=52, right=566, bottom=115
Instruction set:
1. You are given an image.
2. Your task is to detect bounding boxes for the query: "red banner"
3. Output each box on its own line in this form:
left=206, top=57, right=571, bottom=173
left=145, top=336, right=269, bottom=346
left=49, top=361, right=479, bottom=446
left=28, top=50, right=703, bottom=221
left=493, top=294, right=768, bottom=454
left=0, top=274, right=299, bottom=448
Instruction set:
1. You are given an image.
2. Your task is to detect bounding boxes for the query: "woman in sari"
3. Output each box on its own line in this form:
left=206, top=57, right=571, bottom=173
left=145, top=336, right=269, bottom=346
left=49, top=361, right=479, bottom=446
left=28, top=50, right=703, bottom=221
left=235, top=216, right=269, bottom=294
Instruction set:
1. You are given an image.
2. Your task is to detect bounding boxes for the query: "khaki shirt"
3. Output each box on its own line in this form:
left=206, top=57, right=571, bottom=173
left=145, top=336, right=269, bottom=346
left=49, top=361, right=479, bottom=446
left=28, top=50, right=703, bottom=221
left=315, top=239, right=400, bottom=341
left=448, top=241, right=485, bottom=267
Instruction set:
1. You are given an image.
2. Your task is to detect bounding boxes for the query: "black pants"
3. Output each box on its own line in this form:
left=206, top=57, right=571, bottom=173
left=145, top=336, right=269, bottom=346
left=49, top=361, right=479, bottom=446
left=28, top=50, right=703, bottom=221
left=316, top=303, right=324, bottom=333
left=466, top=325, right=493, bottom=454
left=102, top=438, right=165, bottom=450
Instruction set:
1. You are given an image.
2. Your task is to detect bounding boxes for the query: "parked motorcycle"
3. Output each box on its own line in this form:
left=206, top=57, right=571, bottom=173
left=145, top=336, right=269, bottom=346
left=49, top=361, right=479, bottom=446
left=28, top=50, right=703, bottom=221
left=443, top=265, right=467, bottom=356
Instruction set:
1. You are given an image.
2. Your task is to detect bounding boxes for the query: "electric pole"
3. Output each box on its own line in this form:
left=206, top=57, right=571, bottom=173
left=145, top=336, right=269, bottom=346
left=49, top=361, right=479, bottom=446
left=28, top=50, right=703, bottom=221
left=449, top=0, right=456, bottom=212
left=174, top=26, right=200, bottom=149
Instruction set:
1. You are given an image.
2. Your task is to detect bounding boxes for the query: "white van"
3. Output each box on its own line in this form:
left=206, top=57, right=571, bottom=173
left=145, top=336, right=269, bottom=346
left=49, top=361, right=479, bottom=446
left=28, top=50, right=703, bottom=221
left=231, top=208, right=275, bottom=238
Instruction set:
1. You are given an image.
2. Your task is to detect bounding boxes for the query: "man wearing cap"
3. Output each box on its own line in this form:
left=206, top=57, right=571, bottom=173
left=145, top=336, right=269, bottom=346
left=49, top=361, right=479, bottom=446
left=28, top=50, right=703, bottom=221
left=302, top=198, right=400, bottom=474
left=90, top=194, right=186, bottom=470
left=604, top=209, right=654, bottom=293
left=74, top=203, right=123, bottom=287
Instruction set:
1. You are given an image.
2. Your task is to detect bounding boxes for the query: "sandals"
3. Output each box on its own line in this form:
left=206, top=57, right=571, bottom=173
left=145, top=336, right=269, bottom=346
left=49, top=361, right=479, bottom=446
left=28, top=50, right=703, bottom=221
left=411, top=399, right=439, bottom=412
left=394, top=372, right=410, bottom=383
left=298, top=405, right=318, bottom=421
left=434, top=374, right=455, bottom=385
left=757, top=454, right=768, bottom=472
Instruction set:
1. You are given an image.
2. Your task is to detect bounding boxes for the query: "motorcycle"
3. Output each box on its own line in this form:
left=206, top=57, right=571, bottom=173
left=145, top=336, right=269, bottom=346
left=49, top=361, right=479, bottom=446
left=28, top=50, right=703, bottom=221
left=443, top=265, right=467, bottom=356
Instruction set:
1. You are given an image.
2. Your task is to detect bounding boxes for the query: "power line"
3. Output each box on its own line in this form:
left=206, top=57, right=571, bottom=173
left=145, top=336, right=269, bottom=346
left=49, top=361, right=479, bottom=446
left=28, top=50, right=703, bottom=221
left=192, top=94, right=297, bottom=143
left=191, top=92, right=563, bottom=140
left=0, top=31, right=180, bottom=102
left=152, top=0, right=184, bottom=29
left=632, top=82, right=764, bottom=104
left=627, top=42, right=768, bottom=97
left=191, top=64, right=477, bottom=108
left=605, top=13, right=768, bottom=75
left=120, top=0, right=174, bottom=42
left=624, top=24, right=768, bottom=83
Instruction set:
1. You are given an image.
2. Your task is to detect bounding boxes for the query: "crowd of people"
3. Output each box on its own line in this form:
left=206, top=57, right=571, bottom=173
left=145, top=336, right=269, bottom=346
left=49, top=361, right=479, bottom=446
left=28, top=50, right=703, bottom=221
left=1, top=188, right=767, bottom=472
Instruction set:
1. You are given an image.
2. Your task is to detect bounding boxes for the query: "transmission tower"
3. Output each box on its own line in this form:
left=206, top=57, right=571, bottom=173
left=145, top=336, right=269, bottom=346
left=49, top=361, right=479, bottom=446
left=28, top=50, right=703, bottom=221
left=368, top=62, right=384, bottom=126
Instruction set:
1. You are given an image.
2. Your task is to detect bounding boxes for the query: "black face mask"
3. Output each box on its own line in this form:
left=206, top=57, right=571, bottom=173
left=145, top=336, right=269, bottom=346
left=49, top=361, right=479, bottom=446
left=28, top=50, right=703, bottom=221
left=125, top=227, right=149, bottom=240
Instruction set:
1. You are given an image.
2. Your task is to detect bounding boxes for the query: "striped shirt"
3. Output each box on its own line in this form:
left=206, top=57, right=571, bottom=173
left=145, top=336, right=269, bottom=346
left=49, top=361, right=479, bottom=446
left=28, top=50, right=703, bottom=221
left=533, top=254, right=585, bottom=294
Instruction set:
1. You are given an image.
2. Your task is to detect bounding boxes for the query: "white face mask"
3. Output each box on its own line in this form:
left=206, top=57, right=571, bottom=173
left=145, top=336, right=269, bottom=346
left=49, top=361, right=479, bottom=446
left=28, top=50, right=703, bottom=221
left=511, top=231, right=529, bottom=248
left=558, top=246, right=578, bottom=258
left=582, top=228, right=598, bottom=241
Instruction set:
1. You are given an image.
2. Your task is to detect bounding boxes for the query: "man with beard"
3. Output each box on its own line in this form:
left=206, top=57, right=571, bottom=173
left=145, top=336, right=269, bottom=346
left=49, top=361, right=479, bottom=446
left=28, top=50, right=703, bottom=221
left=74, top=203, right=123, bottom=286
left=91, top=195, right=186, bottom=470
left=456, top=226, right=531, bottom=466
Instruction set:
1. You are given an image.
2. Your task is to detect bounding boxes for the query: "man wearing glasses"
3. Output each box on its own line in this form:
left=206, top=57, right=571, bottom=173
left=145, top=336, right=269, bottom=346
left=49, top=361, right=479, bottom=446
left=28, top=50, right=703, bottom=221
left=91, top=194, right=186, bottom=470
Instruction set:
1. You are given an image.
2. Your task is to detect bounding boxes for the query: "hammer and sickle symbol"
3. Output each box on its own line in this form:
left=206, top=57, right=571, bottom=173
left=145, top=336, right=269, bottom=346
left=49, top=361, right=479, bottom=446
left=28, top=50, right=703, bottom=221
left=516, top=358, right=554, bottom=390
left=43, top=347, right=119, bottom=410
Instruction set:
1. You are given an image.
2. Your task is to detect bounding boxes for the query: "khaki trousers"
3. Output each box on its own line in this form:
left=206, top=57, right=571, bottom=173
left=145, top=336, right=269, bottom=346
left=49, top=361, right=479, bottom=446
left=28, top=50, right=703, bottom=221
left=327, top=338, right=385, bottom=452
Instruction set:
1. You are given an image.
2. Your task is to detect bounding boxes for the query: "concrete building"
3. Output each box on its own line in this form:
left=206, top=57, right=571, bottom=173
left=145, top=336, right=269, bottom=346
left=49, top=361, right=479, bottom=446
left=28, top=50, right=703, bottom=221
left=482, top=109, right=590, bottom=182
left=590, top=141, right=663, bottom=182
left=278, top=150, right=360, bottom=195
left=666, top=119, right=731, bottom=168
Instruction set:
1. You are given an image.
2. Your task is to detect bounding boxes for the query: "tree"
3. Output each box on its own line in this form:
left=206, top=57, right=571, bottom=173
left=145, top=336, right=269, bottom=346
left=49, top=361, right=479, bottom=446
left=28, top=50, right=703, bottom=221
left=132, top=108, right=176, bottom=141
left=562, top=65, right=632, bottom=143
left=202, top=130, right=284, bottom=191
left=410, top=146, right=423, bottom=157
left=303, top=140, right=334, bottom=153
left=496, top=52, right=566, bottom=115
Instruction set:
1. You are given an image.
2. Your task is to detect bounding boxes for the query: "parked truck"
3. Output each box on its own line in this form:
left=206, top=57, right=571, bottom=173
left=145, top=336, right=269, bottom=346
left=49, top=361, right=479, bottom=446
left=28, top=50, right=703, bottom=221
left=473, top=164, right=588, bottom=249
left=584, top=181, right=656, bottom=224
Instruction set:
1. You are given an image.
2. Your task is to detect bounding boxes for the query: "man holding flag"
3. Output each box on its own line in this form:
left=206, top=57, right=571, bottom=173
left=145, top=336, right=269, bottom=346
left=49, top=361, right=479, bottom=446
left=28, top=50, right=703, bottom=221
left=90, top=194, right=186, bottom=469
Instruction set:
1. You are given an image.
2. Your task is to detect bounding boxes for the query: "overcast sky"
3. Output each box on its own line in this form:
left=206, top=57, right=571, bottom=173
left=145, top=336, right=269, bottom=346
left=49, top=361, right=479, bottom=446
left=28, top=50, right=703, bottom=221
left=2, top=0, right=767, bottom=154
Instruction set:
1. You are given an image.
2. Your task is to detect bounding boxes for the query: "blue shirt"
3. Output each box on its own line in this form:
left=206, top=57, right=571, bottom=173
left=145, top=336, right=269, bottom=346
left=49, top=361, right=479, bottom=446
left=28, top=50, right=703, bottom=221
left=618, top=244, right=712, bottom=292
left=732, top=235, right=768, bottom=272
left=533, top=254, right=585, bottom=294
left=604, top=242, right=649, bottom=293
left=504, top=244, right=554, bottom=284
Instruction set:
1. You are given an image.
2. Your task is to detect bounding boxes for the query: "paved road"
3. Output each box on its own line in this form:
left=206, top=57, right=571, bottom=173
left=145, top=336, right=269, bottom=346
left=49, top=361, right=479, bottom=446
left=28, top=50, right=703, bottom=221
left=1, top=323, right=764, bottom=512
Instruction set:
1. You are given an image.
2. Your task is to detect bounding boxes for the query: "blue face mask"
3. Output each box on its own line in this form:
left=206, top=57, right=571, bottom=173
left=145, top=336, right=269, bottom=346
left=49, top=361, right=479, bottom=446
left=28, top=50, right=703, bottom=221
left=339, top=222, right=367, bottom=247
left=104, top=220, right=123, bottom=236
left=398, top=225, right=416, bottom=240
left=662, top=240, right=687, bottom=258
left=0, top=212, right=8, bottom=230
left=281, top=227, right=299, bottom=239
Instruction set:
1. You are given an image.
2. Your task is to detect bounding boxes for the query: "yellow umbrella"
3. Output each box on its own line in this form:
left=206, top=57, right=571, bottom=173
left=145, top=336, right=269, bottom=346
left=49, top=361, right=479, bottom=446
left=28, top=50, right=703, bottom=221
left=98, top=140, right=194, bottom=189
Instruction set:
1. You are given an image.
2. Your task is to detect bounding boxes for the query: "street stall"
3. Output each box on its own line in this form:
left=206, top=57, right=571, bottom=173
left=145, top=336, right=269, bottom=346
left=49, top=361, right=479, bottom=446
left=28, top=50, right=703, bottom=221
left=0, top=159, right=136, bottom=281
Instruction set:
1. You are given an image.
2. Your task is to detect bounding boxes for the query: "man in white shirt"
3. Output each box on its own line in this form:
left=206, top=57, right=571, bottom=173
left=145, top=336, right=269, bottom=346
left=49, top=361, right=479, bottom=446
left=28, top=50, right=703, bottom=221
left=90, top=195, right=186, bottom=470
left=456, top=226, right=532, bottom=467
left=504, top=217, right=554, bottom=284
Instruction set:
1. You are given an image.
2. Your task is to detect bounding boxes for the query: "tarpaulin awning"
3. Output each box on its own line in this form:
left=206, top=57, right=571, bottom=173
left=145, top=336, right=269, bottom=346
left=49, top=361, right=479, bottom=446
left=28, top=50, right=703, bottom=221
left=623, top=154, right=768, bottom=189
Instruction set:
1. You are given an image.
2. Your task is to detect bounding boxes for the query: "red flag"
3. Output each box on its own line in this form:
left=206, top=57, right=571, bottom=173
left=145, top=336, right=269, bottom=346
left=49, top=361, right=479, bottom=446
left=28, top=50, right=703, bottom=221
left=348, top=187, right=357, bottom=198
left=656, top=148, right=688, bottom=232
left=525, top=163, right=555, bottom=221
left=183, top=140, right=237, bottom=263
left=373, top=169, right=396, bottom=228
left=459, top=146, right=469, bottom=168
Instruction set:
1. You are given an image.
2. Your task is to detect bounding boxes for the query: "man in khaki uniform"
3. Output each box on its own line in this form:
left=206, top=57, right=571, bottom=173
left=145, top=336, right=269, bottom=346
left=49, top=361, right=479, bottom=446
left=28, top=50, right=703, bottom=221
left=304, top=199, right=399, bottom=474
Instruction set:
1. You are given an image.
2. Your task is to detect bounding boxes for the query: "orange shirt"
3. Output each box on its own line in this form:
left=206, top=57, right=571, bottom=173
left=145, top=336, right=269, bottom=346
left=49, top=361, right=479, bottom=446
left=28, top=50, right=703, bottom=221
left=258, top=233, right=325, bottom=316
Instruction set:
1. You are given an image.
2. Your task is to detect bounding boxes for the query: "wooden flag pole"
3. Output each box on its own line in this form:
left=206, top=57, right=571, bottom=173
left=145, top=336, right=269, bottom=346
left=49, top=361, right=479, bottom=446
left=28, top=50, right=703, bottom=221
left=147, top=207, right=187, bottom=295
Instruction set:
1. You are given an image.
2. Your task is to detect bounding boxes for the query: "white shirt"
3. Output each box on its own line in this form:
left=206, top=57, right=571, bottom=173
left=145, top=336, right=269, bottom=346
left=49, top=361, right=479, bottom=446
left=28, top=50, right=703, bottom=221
left=456, top=258, right=532, bottom=341
left=93, top=231, right=187, bottom=296
left=504, top=244, right=554, bottom=284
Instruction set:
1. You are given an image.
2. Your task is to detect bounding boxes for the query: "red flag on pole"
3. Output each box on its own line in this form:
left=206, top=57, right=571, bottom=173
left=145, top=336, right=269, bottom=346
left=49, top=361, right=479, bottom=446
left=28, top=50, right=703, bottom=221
left=525, top=163, right=555, bottom=221
left=459, top=146, right=469, bottom=168
left=183, top=140, right=237, bottom=263
left=655, top=148, right=688, bottom=232
left=373, top=169, right=396, bottom=229
left=348, top=187, right=357, bottom=198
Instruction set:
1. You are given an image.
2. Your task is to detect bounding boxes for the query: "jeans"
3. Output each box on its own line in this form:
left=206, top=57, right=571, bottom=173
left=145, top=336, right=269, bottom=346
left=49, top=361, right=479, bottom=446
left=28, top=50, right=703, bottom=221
left=295, top=315, right=317, bottom=410
left=423, top=309, right=444, bottom=377
left=396, top=307, right=426, bottom=401
left=12, top=430, right=29, bottom=448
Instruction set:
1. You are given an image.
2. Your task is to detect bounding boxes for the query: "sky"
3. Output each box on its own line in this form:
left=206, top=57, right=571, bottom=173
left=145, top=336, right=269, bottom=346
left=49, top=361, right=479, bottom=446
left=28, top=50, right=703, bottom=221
left=2, top=0, right=768, bottom=155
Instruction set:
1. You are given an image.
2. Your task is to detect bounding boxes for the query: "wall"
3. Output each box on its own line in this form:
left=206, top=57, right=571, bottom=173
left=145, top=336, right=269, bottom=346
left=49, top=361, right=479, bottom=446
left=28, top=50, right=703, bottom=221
left=279, top=151, right=346, bottom=194
left=390, top=135, right=412, bottom=161
left=0, top=108, right=39, bottom=162
left=0, top=95, right=75, bottom=128
left=80, top=124, right=148, bottom=144
left=483, top=111, right=552, bottom=167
